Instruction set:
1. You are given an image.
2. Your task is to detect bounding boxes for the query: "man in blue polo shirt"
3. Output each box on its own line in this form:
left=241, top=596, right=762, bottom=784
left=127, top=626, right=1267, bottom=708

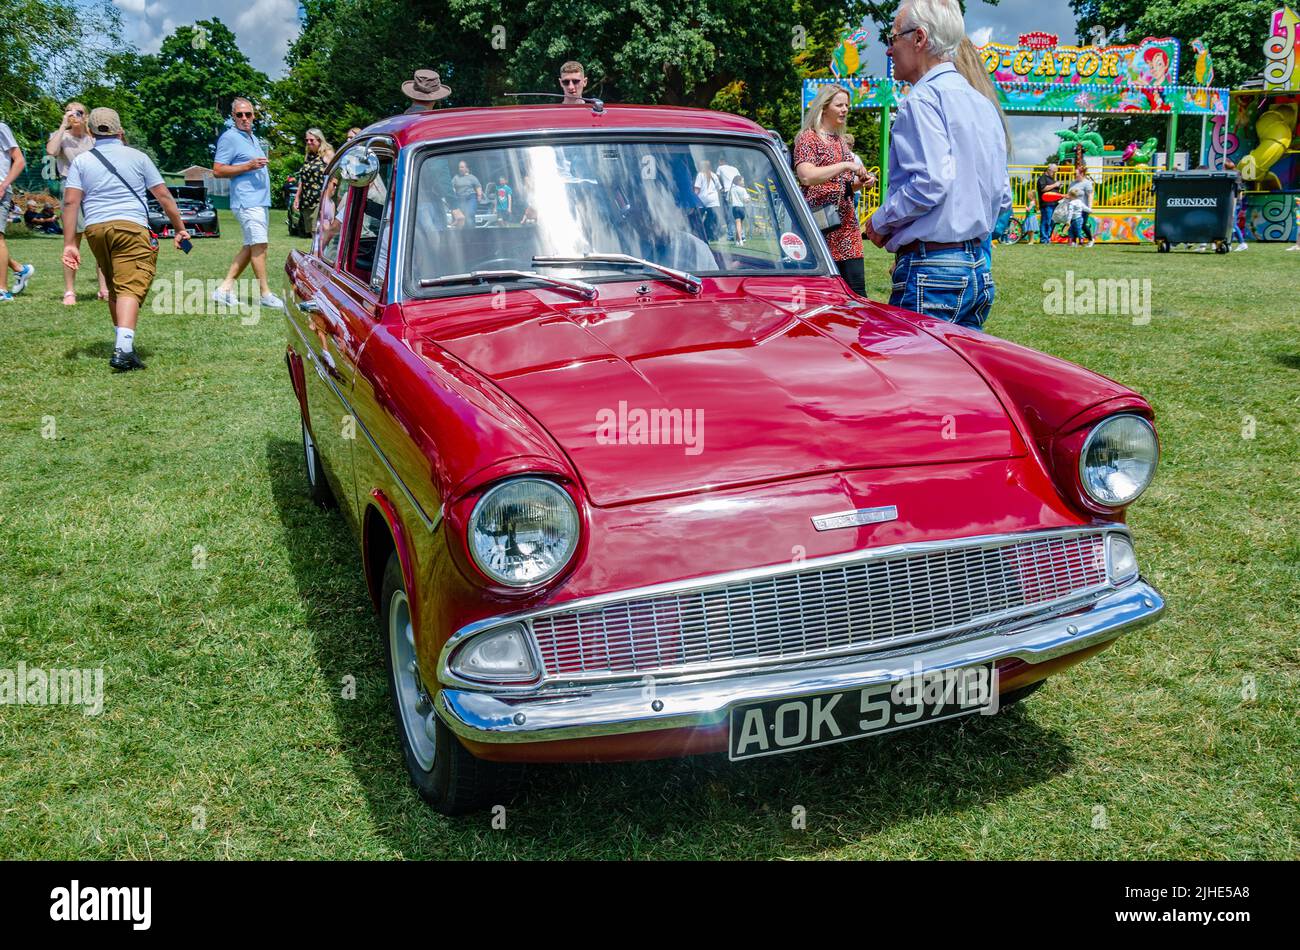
left=211, top=97, right=282, bottom=309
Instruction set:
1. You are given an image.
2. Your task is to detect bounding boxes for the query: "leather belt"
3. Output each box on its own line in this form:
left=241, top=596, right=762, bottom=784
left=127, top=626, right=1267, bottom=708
left=894, top=239, right=973, bottom=257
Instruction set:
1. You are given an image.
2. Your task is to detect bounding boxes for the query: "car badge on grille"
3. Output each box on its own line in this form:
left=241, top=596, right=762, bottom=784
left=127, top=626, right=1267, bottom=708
left=811, top=505, right=898, bottom=531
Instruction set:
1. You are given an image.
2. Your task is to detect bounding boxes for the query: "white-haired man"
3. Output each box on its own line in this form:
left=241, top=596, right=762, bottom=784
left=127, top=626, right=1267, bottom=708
left=212, top=98, right=283, bottom=310
left=864, top=0, right=1011, bottom=330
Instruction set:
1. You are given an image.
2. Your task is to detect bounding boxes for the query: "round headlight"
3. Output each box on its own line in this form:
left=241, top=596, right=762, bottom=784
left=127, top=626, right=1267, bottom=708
left=1079, top=415, right=1158, bottom=507
left=469, top=478, right=579, bottom=587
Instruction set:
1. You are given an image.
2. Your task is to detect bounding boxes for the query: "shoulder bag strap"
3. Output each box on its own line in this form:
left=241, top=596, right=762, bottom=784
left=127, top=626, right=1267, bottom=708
left=87, top=147, right=150, bottom=213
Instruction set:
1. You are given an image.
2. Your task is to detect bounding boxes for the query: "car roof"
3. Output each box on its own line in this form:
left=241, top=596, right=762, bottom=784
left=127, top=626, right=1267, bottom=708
left=361, top=104, right=771, bottom=148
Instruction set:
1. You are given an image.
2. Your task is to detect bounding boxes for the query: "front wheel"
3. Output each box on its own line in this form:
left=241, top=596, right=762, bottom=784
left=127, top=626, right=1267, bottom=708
left=380, top=552, right=521, bottom=814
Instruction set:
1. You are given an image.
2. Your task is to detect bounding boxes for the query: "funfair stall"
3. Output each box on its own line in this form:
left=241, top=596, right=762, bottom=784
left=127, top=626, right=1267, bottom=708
left=805, top=31, right=1229, bottom=243
left=1206, top=6, right=1300, bottom=242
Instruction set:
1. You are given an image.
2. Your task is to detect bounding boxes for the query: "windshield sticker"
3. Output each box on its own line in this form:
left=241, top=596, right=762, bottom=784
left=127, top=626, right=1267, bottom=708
left=779, top=232, right=807, bottom=261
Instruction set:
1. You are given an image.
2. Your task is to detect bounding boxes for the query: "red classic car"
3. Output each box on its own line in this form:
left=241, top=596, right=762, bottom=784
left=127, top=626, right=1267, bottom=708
left=283, top=102, right=1164, bottom=814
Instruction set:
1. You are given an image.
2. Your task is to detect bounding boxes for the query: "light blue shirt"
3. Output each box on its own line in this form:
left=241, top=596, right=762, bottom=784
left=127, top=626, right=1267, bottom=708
left=214, top=127, right=271, bottom=210
left=873, top=62, right=1012, bottom=252
left=64, top=138, right=164, bottom=229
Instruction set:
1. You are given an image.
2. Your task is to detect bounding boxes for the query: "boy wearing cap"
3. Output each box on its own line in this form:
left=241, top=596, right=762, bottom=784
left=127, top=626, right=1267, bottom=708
left=212, top=97, right=282, bottom=310
left=61, top=107, right=190, bottom=372
left=0, top=119, right=37, bottom=302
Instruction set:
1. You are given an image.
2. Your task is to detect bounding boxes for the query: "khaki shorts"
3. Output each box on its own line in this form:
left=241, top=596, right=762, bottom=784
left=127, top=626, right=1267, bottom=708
left=84, top=221, right=158, bottom=304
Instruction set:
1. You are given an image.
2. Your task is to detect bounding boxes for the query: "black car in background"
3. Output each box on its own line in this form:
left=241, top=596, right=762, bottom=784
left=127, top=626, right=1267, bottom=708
left=147, top=184, right=219, bottom=238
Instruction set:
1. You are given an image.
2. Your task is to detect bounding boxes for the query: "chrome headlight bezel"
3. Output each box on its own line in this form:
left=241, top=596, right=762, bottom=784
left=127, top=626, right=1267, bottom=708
left=1078, top=414, right=1159, bottom=508
left=467, top=477, right=581, bottom=589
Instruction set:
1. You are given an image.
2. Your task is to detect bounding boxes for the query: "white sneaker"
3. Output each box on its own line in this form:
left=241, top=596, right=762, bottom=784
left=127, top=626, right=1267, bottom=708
left=259, top=292, right=285, bottom=309
left=211, top=287, right=240, bottom=308
left=11, top=264, right=34, bottom=295
left=1232, top=242, right=1248, bottom=251
left=1087, top=239, right=1095, bottom=247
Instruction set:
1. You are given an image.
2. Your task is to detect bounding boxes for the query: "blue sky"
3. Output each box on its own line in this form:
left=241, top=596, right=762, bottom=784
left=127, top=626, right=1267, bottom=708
left=100, top=0, right=1087, bottom=163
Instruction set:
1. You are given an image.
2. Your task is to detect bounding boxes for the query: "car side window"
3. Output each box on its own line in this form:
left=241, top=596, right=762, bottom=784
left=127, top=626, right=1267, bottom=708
left=345, top=157, right=394, bottom=291
left=318, top=178, right=352, bottom=266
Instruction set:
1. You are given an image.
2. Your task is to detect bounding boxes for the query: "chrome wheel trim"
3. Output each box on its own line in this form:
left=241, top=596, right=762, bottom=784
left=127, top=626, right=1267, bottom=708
left=302, top=420, right=318, bottom=486
left=389, top=589, right=436, bottom=770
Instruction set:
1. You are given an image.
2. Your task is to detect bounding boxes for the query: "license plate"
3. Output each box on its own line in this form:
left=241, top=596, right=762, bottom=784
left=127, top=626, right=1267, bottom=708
left=728, top=664, right=998, bottom=761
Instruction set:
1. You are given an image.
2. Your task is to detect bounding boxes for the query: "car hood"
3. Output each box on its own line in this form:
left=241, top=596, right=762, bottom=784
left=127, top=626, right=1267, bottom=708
left=412, top=282, right=1023, bottom=506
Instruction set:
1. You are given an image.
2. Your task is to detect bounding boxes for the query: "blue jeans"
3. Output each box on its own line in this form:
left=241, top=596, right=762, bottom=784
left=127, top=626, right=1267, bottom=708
left=1231, top=201, right=1245, bottom=243
left=890, top=240, right=994, bottom=331
left=1039, top=202, right=1058, bottom=243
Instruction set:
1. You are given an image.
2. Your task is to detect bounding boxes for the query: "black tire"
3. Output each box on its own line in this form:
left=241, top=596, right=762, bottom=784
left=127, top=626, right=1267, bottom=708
left=1215, top=241, right=1229, bottom=254
left=379, top=552, right=522, bottom=814
left=999, top=679, right=1046, bottom=708
left=300, top=418, right=336, bottom=509
left=1157, top=239, right=1170, bottom=253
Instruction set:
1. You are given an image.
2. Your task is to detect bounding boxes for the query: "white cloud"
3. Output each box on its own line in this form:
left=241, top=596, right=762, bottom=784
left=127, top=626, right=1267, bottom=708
left=112, top=0, right=302, bottom=78
left=969, top=27, right=994, bottom=47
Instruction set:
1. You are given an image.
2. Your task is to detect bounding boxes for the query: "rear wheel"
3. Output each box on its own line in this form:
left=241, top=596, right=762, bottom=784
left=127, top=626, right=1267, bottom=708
left=1157, top=239, right=1171, bottom=253
left=301, top=418, right=336, bottom=508
left=380, top=552, right=522, bottom=814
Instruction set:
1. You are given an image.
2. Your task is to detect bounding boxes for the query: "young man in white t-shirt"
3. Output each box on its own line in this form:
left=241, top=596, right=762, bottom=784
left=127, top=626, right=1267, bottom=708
left=62, top=108, right=189, bottom=372
left=0, top=120, right=36, bottom=302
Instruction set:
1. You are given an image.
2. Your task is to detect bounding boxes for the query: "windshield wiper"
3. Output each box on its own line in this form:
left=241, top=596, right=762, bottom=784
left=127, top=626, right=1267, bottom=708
left=417, top=270, right=597, bottom=300
left=532, top=253, right=702, bottom=294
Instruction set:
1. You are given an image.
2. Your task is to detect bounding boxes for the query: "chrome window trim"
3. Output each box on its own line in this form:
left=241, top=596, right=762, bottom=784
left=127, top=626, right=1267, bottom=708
left=283, top=313, right=443, bottom=533
left=391, top=126, right=837, bottom=305
left=438, top=524, right=1131, bottom=693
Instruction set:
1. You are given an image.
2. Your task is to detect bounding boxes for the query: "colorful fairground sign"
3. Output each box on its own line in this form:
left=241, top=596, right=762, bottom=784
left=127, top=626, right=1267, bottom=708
left=804, top=30, right=1228, bottom=117
left=1264, top=6, right=1300, bottom=90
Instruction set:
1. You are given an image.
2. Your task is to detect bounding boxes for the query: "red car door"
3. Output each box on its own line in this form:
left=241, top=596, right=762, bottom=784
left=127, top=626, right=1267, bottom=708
left=288, top=152, right=392, bottom=527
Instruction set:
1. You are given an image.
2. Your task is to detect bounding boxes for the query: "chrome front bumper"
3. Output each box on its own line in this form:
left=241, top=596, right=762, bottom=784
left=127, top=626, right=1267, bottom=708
left=436, top=579, right=1164, bottom=744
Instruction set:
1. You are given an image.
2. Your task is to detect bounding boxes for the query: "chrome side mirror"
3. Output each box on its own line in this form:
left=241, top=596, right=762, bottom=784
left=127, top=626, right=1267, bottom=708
left=337, top=147, right=380, bottom=187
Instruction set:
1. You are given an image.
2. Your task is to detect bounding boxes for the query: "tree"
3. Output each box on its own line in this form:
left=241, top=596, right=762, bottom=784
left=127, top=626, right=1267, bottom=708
left=126, top=19, right=270, bottom=171
left=0, top=0, right=124, bottom=148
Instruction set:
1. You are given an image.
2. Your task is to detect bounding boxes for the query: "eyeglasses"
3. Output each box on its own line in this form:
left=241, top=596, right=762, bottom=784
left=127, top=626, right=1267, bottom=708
left=886, top=26, right=919, bottom=47
left=234, top=111, right=254, bottom=118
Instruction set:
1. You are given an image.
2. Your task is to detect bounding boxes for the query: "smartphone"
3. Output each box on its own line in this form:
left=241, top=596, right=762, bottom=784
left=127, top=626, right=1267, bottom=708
left=179, top=238, right=193, bottom=254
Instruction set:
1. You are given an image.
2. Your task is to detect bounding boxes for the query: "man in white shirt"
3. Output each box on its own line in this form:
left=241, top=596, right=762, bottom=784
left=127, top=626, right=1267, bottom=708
left=62, top=108, right=189, bottom=372
left=0, top=120, right=36, bottom=302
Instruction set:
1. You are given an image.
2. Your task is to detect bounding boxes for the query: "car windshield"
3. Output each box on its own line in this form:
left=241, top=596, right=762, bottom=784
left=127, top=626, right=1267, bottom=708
left=407, top=137, right=824, bottom=295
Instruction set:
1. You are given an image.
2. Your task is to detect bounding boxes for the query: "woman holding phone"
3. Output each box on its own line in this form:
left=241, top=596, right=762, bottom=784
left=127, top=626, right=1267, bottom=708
left=47, top=101, right=109, bottom=305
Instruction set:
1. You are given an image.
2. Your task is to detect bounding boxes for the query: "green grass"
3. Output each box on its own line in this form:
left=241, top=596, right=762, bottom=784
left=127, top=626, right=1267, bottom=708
left=0, top=218, right=1296, bottom=859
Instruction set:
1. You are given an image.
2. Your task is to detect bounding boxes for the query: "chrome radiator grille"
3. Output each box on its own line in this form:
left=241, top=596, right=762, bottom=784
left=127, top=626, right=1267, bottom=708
left=530, top=532, right=1109, bottom=679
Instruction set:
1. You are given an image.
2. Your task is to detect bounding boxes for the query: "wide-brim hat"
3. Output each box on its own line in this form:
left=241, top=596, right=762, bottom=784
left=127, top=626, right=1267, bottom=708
left=401, top=69, right=451, bottom=103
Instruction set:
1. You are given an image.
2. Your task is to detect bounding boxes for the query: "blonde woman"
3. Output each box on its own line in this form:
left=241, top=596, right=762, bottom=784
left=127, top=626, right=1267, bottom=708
left=294, top=128, right=332, bottom=234
left=954, top=39, right=1011, bottom=154
left=794, top=84, right=874, bottom=296
left=46, top=101, right=108, bottom=304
